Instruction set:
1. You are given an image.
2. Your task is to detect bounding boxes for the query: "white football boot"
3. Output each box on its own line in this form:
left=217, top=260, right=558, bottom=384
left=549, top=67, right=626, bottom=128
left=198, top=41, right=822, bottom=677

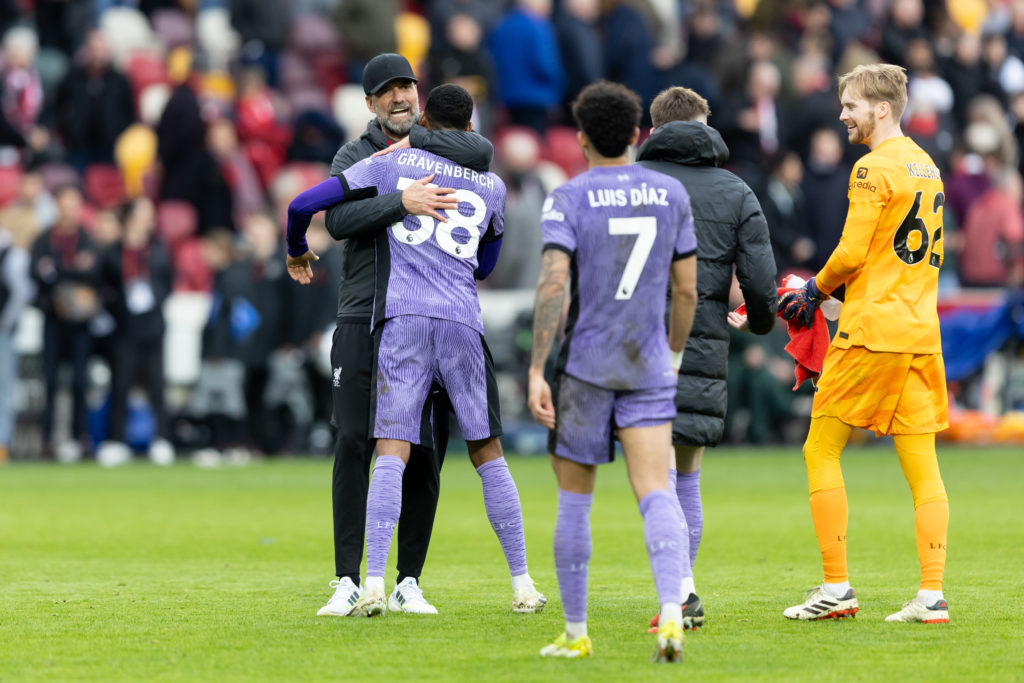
left=387, top=577, right=438, bottom=614
left=512, top=576, right=547, bottom=613
left=350, top=577, right=387, bottom=617
left=316, top=577, right=361, bottom=617
left=885, top=597, right=949, bottom=623
left=783, top=585, right=859, bottom=620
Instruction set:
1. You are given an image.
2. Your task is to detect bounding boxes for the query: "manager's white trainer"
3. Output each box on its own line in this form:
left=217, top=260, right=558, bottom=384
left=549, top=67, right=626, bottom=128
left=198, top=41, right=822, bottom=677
left=316, top=577, right=361, bottom=617
left=388, top=577, right=438, bottom=614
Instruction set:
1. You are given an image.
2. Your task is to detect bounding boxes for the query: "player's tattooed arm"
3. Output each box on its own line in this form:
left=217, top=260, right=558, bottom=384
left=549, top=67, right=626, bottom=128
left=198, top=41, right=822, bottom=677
left=528, top=248, right=570, bottom=429
left=530, top=248, right=571, bottom=373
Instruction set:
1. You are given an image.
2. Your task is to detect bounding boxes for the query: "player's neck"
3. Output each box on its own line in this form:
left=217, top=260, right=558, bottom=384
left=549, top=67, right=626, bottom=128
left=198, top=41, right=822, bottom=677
left=587, top=153, right=631, bottom=169
left=866, top=123, right=903, bottom=151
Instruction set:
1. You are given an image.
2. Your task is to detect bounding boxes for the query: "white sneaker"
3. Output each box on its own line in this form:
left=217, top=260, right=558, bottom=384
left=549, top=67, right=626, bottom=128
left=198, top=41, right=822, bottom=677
left=148, top=438, right=176, bottom=466
left=223, top=447, right=252, bottom=466
left=387, top=577, right=438, bottom=614
left=56, top=440, right=84, bottom=464
left=885, top=597, right=949, bottom=623
left=783, top=585, right=859, bottom=620
left=316, top=577, right=362, bottom=616
left=512, top=580, right=547, bottom=614
left=96, top=441, right=131, bottom=467
left=351, top=580, right=386, bottom=617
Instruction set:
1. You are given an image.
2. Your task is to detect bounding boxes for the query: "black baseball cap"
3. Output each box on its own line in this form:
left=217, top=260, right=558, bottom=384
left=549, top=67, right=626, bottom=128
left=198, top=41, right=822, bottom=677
left=362, top=53, right=418, bottom=96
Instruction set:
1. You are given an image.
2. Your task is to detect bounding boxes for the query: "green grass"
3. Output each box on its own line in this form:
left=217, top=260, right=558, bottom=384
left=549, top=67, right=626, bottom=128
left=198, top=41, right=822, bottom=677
left=1, top=446, right=1022, bottom=681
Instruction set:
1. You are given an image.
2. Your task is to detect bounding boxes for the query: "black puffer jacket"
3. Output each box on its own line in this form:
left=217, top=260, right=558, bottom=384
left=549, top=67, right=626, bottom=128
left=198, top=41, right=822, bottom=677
left=638, top=121, right=778, bottom=447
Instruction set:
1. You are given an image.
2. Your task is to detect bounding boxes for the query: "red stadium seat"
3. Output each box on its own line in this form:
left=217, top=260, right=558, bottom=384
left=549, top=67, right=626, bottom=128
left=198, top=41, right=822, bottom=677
left=156, top=200, right=198, bottom=246
left=541, top=125, right=588, bottom=178
left=126, top=50, right=168, bottom=102
left=83, top=164, right=126, bottom=209
left=0, top=165, right=22, bottom=207
left=171, top=237, right=211, bottom=292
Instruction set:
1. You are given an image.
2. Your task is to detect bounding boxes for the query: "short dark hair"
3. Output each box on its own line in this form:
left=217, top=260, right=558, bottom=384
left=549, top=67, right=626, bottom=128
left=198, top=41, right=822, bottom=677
left=424, top=84, right=474, bottom=130
left=571, top=81, right=641, bottom=158
left=650, top=86, right=711, bottom=128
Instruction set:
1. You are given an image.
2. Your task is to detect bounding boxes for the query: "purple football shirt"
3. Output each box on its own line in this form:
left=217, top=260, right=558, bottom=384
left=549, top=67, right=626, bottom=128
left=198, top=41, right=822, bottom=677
left=342, top=149, right=506, bottom=333
left=541, top=164, right=696, bottom=390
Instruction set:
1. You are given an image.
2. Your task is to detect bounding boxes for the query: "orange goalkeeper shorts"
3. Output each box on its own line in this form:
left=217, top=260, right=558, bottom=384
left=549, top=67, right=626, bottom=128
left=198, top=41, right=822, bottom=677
left=811, top=345, right=949, bottom=436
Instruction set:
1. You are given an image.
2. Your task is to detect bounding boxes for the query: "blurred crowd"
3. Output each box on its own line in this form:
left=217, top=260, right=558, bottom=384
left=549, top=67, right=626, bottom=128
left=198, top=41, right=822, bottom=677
left=0, top=0, right=1022, bottom=461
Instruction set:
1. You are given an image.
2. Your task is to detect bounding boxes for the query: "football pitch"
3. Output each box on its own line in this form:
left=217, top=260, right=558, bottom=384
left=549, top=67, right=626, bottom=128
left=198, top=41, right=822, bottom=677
left=2, top=445, right=1022, bottom=681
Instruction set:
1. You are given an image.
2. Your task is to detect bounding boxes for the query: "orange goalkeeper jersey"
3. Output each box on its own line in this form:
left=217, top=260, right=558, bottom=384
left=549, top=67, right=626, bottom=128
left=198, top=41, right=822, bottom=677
left=816, top=135, right=944, bottom=354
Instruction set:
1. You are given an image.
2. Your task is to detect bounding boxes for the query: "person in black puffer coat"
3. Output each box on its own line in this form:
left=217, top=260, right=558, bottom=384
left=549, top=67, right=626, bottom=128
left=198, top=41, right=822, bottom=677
left=637, top=86, right=777, bottom=617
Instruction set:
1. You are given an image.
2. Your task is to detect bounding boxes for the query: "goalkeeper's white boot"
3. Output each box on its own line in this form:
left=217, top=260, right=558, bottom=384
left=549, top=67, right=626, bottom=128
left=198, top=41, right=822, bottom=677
left=316, top=577, right=361, bottom=616
left=512, top=575, right=546, bottom=613
left=885, top=597, right=949, bottom=623
left=350, top=577, right=386, bottom=617
left=387, top=577, right=438, bottom=614
left=783, top=585, right=858, bottom=620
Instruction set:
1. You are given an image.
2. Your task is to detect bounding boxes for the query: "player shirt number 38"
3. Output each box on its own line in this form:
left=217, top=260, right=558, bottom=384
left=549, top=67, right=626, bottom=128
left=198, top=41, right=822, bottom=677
left=342, top=149, right=506, bottom=334
left=541, top=165, right=697, bottom=391
left=817, top=136, right=944, bottom=355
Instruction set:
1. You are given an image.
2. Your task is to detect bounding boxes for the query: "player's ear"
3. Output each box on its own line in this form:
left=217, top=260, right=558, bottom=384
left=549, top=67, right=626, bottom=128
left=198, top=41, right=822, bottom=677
left=576, top=130, right=587, bottom=152
left=419, top=112, right=428, bottom=127
left=629, top=126, right=640, bottom=146
left=464, top=120, right=473, bottom=132
left=365, top=95, right=374, bottom=114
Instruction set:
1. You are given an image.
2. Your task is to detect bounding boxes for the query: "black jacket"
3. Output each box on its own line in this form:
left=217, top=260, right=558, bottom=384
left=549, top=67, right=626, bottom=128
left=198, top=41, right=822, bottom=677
left=637, top=121, right=778, bottom=447
left=324, top=121, right=494, bottom=320
left=100, top=239, right=174, bottom=342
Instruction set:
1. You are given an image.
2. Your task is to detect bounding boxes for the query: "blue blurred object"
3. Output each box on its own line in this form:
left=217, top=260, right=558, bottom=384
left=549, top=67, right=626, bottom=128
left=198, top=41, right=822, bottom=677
left=230, top=297, right=262, bottom=341
left=941, top=295, right=1024, bottom=381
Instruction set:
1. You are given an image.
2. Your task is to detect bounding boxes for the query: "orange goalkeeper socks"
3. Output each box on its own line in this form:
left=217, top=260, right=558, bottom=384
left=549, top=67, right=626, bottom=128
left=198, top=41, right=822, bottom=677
left=810, top=487, right=849, bottom=583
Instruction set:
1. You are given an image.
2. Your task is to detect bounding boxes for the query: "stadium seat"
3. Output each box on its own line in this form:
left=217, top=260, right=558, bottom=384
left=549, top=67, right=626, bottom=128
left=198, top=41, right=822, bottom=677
left=288, top=13, right=341, bottom=55
left=151, top=8, right=195, bottom=49
left=126, top=50, right=168, bottom=102
left=170, top=238, right=211, bottom=293
left=542, top=125, right=588, bottom=178
left=332, top=84, right=372, bottom=143
left=99, top=6, right=156, bottom=67
left=287, top=87, right=331, bottom=116
left=83, top=164, right=126, bottom=209
left=156, top=200, right=197, bottom=246
left=279, top=49, right=316, bottom=93
left=309, top=49, right=347, bottom=94
left=37, top=163, right=79, bottom=193
left=114, top=123, right=158, bottom=198
left=0, top=166, right=22, bottom=207
left=196, top=8, right=240, bottom=70
left=138, top=83, right=172, bottom=127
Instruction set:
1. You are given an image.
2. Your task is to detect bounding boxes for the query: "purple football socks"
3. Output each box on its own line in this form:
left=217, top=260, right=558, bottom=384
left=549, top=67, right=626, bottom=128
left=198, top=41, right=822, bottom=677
left=668, top=469, right=693, bottom=580
left=676, top=469, right=703, bottom=570
left=364, top=455, right=406, bottom=578
left=476, top=457, right=528, bottom=576
left=553, top=489, right=593, bottom=623
left=639, top=489, right=684, bottom=608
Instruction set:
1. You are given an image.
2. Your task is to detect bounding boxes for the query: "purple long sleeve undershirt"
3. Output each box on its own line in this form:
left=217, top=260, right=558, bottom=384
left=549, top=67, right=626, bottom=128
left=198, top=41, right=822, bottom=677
left=285, top=176, right=346, bottom=257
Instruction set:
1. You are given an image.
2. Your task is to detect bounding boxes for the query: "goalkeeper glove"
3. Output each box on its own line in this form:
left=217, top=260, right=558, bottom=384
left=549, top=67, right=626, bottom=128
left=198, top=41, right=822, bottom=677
left=778, top=277, right=823, bottom=329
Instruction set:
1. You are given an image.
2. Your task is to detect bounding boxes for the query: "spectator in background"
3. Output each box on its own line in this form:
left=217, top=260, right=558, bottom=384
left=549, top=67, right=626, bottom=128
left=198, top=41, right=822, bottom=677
left=1, top=27, right=43, bottom=151
left=96, top=196, right=174, bottom=466
left=30, top=185, right=101, bottom=462
left=157, top=49, right=206, bottom=211
left=427, top=12, right=494, bottom=131
left=55, top=29, right=134, bottom=170
left=880, top=0, right=928, bottom=66
left=0, top=227, right=34, bottom=463
left=554, top=0, right=603, bottom=120
left=801, top=127, right=850, bottom=271
left=229, top=0, right=292, bottom=87
left=487, top=127, right=545, bottom=289
left=333, top=0, right=397, bottom=80
left=958, top=167, right=1024, bottom=288
left=205, top=116, right=262, bottom=232
left=720, top=59, right=783, bottom=193
left=237, top=211, right=288, bottom=454
left=784, top=52, right=840, bottom=162
left=942, top=33, right=990, bottom=129
left=602, top=0, right=658, bottom=121
left=763, top=151, right=813, bottom=275
left=489, top=0, right=566, bottom=133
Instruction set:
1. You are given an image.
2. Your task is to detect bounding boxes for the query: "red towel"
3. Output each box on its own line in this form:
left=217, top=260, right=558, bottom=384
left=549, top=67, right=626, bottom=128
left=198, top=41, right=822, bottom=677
left=734, top=279, right=830, bottom=390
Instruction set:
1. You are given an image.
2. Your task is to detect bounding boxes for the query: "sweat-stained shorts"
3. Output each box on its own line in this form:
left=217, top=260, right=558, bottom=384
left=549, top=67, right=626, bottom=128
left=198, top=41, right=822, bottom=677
left=371, top=315, right=502, bottom=444
left=811, top=345, right=949, bottom=436
left=548, top=373, right=677, bottom=465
